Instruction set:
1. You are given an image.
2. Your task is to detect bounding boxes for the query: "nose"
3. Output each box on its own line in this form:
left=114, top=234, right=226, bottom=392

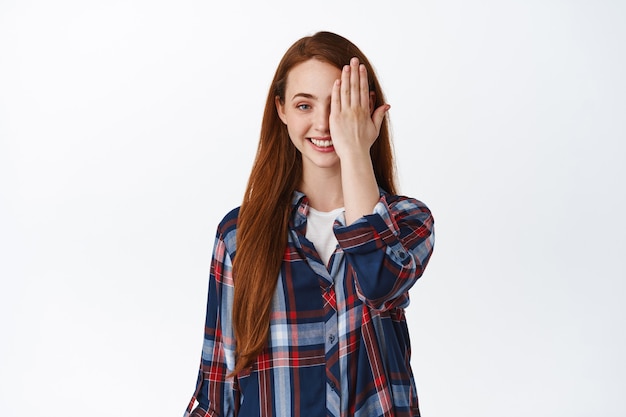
left=314, top=106, right=330, bottom=134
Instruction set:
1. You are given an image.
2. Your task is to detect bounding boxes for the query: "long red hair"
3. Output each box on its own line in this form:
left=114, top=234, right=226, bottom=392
left=231, top=31, right=397, bottom=375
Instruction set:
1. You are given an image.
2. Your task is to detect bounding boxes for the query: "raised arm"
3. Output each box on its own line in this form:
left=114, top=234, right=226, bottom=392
left=334, top=193, right=435, bottom=310
left=330, top=57, right=391, bottom=225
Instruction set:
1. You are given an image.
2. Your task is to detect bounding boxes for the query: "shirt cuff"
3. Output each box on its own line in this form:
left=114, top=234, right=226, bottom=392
left=334, top=195, right=404, bottom=258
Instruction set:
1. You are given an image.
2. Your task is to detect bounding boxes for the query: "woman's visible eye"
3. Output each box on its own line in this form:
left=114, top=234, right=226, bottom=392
left=296, top=104, right=311, bottom=111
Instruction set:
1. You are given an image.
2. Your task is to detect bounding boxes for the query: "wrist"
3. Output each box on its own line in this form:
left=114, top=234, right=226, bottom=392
left=336, top=146, right=372, bottom=165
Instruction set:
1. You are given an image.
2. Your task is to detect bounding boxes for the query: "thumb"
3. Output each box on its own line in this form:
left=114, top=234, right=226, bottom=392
left=372, top=104, right=391, bottom=132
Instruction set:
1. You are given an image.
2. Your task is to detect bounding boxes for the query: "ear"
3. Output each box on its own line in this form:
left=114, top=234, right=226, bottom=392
left=275, top=96, right=288, bottom=125
left=369, top=92, right=376, bottom=115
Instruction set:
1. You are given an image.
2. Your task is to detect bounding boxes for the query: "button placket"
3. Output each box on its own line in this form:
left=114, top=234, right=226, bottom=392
left=325, top=308, right=340, bottom=408
left=325, top=314, right=339, bottom=350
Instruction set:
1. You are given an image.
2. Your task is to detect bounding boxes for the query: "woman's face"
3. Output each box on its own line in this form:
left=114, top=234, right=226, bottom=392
left=276, top=59, right=342, bottom=173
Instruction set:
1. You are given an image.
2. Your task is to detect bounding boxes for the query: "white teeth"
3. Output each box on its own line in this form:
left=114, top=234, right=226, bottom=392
left=310, top=138, right=333, bottom=147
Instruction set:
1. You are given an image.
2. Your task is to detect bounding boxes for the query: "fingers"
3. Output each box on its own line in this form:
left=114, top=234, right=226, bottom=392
left=350, top=58, right=360, bottom=107
left=331, top=78, right=341, bottom=112
left=359, top=64, right=369, bottom=108
left=331, top=57, right=390, bottom=149
left=341, top=62, right=351, bottom=107
left=372, top=104, right=391, bottom=131
left=339, top=57, right=371, bottom=109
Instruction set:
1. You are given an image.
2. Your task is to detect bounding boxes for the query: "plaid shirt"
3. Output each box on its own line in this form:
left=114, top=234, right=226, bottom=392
left=185, top=190, right=435, bottom=417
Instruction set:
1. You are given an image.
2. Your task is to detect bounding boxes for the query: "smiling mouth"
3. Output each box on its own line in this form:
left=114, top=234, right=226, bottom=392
left=309, top=138, right=333, bottom=148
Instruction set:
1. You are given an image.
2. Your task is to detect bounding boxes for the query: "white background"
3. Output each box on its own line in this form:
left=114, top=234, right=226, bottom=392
left=1, top=1, right=625, bottom=416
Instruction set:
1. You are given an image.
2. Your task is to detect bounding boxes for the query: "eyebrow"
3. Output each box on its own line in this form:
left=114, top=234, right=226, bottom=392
left=291, top=93, right=317, bottom=101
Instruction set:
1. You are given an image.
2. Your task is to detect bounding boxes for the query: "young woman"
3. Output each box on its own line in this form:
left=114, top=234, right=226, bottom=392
left=185, top=31, right=435, bottom=417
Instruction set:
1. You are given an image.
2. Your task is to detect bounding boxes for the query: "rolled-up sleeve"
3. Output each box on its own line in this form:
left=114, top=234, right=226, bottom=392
left=334, top=193, right=435, bottom=310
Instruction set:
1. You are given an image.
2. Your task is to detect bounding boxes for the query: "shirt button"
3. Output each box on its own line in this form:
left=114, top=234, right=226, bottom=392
left=328, top=334, right=336, bottom=343
left=329, top=381, right=336, bottom=390
left=398, top=251, right=407, bottom=259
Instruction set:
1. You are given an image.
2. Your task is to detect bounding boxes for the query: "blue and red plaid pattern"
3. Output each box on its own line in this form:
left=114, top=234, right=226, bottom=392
left=185, top=190, right=435, bottom=417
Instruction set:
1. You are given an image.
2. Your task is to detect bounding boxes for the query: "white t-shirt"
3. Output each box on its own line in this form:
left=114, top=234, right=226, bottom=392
left=305, top=206, right=344, bottom=266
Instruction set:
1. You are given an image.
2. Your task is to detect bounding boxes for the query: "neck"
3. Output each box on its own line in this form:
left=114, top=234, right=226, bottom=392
left=299, top=166, right=344, bottom=212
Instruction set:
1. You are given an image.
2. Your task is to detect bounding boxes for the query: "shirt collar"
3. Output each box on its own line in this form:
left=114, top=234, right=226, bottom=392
left=290, top=187, right=389, bottom=229
left=291, top=190, right=309, bottom=229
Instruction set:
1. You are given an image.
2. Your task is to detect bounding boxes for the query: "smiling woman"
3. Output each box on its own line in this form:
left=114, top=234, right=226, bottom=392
left=276, top=59, right=343, bottom=170
left=184, top=31, right=435, bottom=417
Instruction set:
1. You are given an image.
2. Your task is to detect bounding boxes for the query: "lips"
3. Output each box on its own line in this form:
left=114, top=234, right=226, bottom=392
left=310, top=138, right=333, bottom=148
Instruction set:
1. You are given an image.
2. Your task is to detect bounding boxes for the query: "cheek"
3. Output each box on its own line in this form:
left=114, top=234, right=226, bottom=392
left=285, top=120, right=310, bottom=150
left=287, top=124, right=303, bottom=143
left=285, top=115, right=307, bottom=135
left=287, top=128, right=304, bottom=151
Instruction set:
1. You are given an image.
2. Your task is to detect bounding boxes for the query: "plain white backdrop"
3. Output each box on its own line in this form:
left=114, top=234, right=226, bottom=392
left=1, top=1, right=625, bottom=416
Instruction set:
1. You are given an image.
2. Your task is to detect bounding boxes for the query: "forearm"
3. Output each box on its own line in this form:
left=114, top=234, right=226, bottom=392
left=335, top=194, right=435, bottom=309
left=340, top=151, right=380, bottom=225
